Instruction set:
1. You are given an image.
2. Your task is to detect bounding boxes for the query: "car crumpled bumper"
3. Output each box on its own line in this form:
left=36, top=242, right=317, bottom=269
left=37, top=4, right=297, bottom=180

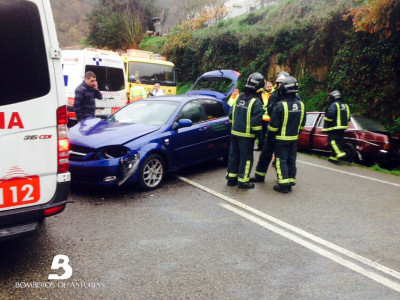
left=69, top=151, right=140, bottom=186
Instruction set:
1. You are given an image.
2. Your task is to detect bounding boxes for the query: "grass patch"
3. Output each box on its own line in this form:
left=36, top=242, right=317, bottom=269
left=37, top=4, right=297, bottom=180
left=139, top=35, right=167, bottom=53
left=299, top=151, right=400, bottom=176
left=369, top=164, right=400, bottom=176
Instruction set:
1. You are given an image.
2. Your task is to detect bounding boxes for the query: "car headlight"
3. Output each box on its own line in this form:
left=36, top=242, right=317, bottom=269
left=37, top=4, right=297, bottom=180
left=117, top=152, right=140, bottom=186
left=96, top=145, right=130, bottom=160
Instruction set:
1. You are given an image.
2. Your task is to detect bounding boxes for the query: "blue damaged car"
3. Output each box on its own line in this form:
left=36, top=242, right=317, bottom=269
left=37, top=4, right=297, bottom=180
left=68, top=70, right=240, bottom=190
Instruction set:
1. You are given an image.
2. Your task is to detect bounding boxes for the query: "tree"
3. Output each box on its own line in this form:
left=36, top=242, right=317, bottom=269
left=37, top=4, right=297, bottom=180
left=85, top=0, right=160, bottom=49
left=346, top=0, right=400, bottom=38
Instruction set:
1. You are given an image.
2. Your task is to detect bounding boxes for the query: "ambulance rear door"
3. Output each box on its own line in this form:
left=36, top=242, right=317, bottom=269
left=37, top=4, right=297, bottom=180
left=84, top=51, right=127, bottom=118
left=0, top=0, right=70, bottom=220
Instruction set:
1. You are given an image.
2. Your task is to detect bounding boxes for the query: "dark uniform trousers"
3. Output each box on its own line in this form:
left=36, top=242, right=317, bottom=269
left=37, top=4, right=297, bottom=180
left=327, top=130, right=346, bottom=161
left=254, top=132, right=274, bottom=177
left=227, top=136, right=255, bottom=183
left=275, top=140, right=297, bottom=187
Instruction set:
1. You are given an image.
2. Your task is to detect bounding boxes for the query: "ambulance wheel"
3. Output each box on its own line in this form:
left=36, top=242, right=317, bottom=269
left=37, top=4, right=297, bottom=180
left=138, top=154, right=165, bottom=190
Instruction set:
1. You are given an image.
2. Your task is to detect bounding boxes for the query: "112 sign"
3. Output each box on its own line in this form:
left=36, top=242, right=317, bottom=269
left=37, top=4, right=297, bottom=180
left=0, top=176, right=40, bottom=208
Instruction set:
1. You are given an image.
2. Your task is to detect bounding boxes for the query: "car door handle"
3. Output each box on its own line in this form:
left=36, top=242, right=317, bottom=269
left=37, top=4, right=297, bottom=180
left=199, top=127, right=207, bottom=131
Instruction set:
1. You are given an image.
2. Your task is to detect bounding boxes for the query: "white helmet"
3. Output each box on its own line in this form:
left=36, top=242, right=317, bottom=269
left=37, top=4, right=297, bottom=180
left=276, top=71, right=289, bottom=83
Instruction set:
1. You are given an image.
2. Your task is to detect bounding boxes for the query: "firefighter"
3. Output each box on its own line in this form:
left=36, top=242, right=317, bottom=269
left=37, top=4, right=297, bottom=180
left=129, top=80, right=147, bottom=103
left=250, top=71, right=289, bottom=182
left=268, top=76, right=306, bottom=193
left=322, top=90, right=350, bottom=163
left=226, top=73, right=265, bottom=189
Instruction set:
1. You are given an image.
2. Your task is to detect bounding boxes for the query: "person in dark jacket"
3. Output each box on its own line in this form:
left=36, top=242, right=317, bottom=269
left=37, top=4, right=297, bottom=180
left=268, top=76, right=306, bottom=193
left=250, top=71, right=289, bottom=182
left=322, top=90, right=350, bottom=163
left=73, top=71, right=103, bottom=121
left=226, top=73, right=264, bottom=189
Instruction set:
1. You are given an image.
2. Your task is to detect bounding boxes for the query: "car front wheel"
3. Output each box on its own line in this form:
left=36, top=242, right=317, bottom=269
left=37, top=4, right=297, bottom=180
left=138, top=154, right=165, bottom=190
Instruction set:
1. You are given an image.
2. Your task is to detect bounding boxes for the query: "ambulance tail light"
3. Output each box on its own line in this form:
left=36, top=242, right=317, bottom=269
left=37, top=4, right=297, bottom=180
left=57, top=105, right=69, bottom=174
left=233, top=70, right=241, bottom=77
left=45, top=204, right=66, bottom=217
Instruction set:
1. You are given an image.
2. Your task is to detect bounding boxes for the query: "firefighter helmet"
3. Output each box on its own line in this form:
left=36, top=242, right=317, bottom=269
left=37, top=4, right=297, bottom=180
left=279, top=76, right=299, bottom=95
left=276, top=71, right=290, bottom=83
left=328, top=90, right=342, bottom=102
left=245, top=72, right=265, bottom=92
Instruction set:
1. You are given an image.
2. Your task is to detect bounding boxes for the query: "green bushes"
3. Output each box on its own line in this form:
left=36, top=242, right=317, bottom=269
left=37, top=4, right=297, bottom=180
left=141, top=0, right=400, bottom=132
left=329, top=31, right=400, bottom=130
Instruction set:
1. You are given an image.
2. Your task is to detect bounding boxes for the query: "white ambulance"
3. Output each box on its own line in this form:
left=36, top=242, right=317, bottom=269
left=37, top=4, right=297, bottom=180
left=62, top=48, right=127, bottom=124
left=0, top=0, right=70, bottom=241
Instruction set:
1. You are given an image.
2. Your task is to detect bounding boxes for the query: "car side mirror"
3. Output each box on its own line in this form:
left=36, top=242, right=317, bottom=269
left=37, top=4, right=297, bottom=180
left=174, top=119, right=192, bottom=130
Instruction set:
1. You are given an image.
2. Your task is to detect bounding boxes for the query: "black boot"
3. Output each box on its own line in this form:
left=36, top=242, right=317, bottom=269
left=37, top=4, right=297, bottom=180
left=227, top=180, right=237, bottom=186
left=273, top=184, right=289, bottom=193
left=238, top=182, right=255, bottom=189
left=328, top=158, right=339, bottom=164
left=250, top=174, right=265, bottom=182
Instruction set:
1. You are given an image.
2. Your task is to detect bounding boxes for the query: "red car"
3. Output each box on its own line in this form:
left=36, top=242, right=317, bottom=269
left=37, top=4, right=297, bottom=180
left=298, top=112, right=400, bottom=167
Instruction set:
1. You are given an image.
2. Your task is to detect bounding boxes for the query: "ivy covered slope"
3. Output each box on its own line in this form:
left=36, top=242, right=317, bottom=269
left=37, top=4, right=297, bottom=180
left=140, top=0, right=400, bottom=132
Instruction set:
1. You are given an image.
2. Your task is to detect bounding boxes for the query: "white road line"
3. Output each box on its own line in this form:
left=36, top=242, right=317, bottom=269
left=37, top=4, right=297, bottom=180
left=297, top=160, right=400, bottom=187
left=176, top=175, right=400, bottom=281
left=220, top=203, right=400, bottom=293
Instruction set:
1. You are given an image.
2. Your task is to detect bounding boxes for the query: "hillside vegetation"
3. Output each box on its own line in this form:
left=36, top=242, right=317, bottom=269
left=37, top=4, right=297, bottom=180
left=141, top=0, right=400, bottom=132
left=50, top=0, right=96, bottom=47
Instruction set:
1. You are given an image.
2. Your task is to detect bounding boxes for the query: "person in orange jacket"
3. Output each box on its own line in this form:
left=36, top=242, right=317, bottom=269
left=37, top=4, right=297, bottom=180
left=256, top=81, right=275, bottom=150
left=228, top=88, right=240, bottom=107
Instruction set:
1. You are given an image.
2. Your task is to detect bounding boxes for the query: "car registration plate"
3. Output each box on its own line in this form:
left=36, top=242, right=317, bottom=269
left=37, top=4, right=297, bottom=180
left=111, top=107, right=120, bottom=114
left=0, top=176, right=41, bottom=209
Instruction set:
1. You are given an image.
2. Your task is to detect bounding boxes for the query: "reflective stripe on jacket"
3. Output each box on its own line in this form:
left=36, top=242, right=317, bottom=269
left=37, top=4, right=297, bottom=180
left=230, top=93, right=264, bottom=138
left=227, top=94, right=239, bottom=107
left=268, top=97, right=306, bottom=141
left=322, top=101, right=350, bottom=132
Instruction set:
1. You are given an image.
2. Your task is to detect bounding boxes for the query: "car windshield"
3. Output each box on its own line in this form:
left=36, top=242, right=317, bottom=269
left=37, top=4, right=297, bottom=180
left=108, top=100, right=180, bottom=126
left=128, top=62, right=176, bottom=86
left=352, top=116, right=387, bottom=132
left=190, top=77, right=233, bottom=93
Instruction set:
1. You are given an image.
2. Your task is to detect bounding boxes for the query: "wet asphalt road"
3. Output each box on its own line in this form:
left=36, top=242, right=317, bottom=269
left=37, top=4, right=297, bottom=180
left=1, top=153, right=400, bottom=300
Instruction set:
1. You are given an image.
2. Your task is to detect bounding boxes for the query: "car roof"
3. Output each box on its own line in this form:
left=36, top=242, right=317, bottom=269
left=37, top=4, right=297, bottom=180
left=142, top=94, right=224, bottom=103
